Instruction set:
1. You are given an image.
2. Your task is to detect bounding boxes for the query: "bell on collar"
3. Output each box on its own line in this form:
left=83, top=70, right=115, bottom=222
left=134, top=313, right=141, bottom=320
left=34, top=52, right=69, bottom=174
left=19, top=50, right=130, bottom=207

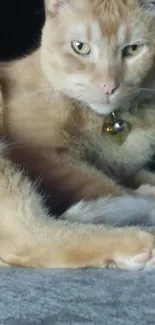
left=103, top=112, right=131, bottom=145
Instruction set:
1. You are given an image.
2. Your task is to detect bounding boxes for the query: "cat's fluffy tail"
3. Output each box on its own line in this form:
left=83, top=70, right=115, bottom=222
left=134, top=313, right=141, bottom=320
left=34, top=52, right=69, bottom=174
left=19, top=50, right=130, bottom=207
left=63, top=196, right=155, bottom=227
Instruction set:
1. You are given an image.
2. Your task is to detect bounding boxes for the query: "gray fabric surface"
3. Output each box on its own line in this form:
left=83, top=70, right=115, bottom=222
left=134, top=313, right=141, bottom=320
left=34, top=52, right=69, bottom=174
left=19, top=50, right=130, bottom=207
left=0, top=268, right=155, bottom=325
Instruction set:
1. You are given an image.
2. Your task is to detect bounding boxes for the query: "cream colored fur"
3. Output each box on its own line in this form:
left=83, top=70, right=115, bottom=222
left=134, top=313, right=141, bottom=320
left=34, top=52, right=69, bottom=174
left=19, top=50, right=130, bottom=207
left=0, top=0, right=155, bottom=269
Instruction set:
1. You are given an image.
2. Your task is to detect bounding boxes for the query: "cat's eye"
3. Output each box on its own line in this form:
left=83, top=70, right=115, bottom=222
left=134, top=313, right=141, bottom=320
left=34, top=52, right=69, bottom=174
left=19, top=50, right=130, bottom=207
left=123, top=44, right=144, bottom=57
left=71, top=41, right=91, bottom=55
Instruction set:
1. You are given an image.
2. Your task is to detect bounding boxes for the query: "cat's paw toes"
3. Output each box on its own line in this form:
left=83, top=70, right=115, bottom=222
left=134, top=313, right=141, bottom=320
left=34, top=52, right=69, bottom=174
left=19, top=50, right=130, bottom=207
left=115, top=251, right=151, bottom=270
left=114, top=231, right=155, bottom=270
left=145, top=249, right=155, bottom=269
left=136, top=184, right=155, bottom=198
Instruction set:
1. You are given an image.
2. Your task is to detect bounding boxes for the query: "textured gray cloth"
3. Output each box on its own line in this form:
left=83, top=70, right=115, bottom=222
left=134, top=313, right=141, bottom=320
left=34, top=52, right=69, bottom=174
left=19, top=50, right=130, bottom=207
left=0, top=268, right=155, bottom=325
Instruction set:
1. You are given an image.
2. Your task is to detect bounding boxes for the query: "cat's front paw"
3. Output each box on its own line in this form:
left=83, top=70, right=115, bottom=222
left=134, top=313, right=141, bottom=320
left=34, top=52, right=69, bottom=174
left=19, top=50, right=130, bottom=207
left=113, top=230, right=155, bottom=270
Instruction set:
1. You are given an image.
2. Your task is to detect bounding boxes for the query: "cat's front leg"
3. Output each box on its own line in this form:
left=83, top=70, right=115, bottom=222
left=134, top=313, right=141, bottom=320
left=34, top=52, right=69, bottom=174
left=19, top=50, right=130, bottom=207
left=0, top=144, right=155, bottom=269
left=0, top=157, right=155, bottom=270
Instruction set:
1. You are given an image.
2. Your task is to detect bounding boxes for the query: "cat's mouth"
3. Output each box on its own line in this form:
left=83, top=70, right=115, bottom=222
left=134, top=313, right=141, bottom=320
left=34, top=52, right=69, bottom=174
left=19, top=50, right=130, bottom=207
left=88, top=102, right=115, bottom=116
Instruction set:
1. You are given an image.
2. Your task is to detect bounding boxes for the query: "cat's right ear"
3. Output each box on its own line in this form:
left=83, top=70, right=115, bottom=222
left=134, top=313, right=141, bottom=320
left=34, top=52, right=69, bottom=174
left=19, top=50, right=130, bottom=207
left=44, top=0, right=84, bottom=15
left=140, top=0, right=155, bottom=12
left=44, top=0, right=67, bottom=14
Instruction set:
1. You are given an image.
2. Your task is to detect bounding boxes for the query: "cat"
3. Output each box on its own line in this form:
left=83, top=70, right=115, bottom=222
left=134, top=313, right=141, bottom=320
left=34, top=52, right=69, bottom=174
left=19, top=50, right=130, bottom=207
left=0, top=0, right=155, bottom=269
left=2, top=0, right=155, bottom=212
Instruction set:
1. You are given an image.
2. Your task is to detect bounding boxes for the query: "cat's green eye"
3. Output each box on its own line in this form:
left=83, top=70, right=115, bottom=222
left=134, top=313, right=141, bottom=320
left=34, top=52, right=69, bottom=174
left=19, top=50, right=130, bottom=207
left=71, top=41, right=91, bottom=55
left=123, top=44, right=143, bottom=57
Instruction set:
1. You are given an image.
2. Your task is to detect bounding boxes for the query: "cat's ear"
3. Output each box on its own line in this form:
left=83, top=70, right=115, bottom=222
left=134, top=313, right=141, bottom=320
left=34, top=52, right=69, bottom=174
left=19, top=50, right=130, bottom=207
left=140, top=0, right=155, bottom=11
left=44, top=0, right=84, bottom=14
left=45, top=0, right=67, bottom=14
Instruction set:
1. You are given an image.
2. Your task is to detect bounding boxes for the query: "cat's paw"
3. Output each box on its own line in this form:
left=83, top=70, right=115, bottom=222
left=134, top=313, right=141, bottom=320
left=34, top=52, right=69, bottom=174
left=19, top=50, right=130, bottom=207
left=115, top=250, right=155, bottom=270
left=136, top=184, right=155, bottom=199
left=113, top=230, right=155, bottom=270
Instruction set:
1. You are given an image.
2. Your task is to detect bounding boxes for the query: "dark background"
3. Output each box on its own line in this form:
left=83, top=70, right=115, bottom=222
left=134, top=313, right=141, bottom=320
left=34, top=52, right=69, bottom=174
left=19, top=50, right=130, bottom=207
left=0, top=0, right=44, bottom=60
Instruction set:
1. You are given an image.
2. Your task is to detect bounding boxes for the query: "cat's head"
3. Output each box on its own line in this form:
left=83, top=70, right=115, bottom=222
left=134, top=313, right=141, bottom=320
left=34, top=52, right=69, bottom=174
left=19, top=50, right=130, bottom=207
left=41, top=0, right=155, bottom=115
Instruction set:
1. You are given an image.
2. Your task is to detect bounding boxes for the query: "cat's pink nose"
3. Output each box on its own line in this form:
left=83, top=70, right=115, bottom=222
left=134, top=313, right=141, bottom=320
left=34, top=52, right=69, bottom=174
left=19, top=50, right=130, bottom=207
left=99, top=82, right=117, bottom=96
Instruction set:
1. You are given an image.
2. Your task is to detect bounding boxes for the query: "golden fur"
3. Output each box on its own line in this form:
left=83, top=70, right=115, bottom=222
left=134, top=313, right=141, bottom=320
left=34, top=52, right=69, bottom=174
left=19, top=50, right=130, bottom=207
left=0, top=0, right=155, bottom=269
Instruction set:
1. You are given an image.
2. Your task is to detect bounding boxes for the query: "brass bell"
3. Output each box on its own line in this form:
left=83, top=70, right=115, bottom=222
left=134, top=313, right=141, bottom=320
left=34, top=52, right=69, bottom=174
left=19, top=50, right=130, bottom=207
left=103, top=112, right=131, bottom=145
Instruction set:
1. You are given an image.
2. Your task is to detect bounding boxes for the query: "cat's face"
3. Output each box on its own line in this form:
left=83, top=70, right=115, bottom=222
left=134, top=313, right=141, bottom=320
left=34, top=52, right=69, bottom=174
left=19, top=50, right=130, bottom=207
left=41, top=0, right=155, bottom=115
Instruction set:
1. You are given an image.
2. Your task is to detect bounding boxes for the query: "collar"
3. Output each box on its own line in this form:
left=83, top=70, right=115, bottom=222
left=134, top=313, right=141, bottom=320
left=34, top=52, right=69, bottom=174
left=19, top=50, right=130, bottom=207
left=102, top=110, right=131, bottom=146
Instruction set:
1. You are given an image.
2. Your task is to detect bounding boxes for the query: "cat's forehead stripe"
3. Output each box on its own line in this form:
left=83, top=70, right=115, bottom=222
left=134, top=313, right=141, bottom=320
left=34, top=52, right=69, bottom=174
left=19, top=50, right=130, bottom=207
left=93, top=0, right=136, bottom=38
left=90, top=20, right=127, bottom=46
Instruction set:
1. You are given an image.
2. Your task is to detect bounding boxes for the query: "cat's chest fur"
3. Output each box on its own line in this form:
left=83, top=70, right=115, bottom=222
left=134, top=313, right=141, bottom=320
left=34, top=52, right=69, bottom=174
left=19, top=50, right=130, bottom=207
left=91, top=130, right=155, bottom=180
left=75, top=108, right=155, bottom=181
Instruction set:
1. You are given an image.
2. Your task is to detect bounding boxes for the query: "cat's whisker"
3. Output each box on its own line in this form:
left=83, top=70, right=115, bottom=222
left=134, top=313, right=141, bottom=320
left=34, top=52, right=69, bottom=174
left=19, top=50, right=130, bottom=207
left=138, top=88, right=155, bottom=92
left=9, top=85, right=84, bottom=103
left=10, top=88, right=55, bottom=101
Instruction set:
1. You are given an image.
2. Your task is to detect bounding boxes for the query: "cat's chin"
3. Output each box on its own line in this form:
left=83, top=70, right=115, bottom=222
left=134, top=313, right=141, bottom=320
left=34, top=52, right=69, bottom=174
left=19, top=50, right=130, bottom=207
left=88, top=102, right=115, bottom=116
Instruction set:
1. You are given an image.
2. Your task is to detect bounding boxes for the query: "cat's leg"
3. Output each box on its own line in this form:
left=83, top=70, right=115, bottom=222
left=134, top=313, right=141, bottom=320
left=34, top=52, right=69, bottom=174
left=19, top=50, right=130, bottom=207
left=0, top=151, right=155, bottom=269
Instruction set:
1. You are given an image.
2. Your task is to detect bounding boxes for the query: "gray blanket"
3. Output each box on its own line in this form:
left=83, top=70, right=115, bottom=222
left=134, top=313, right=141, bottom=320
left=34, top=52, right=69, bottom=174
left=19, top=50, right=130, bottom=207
left=0, top=268, right=155, bottom=325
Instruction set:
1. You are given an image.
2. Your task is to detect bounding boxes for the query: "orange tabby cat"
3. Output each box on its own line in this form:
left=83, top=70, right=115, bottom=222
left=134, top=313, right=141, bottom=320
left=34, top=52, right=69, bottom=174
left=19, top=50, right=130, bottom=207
left=0, top=0, right=155, bottom=269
